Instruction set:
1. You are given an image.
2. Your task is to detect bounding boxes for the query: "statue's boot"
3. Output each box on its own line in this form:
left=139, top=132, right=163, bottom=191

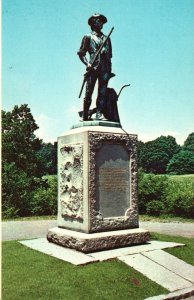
left=95, top=110, right=108, bottom=121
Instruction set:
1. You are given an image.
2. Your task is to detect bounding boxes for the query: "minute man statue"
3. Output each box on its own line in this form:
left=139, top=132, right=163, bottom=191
left=77, top=13, right=115, bottom=121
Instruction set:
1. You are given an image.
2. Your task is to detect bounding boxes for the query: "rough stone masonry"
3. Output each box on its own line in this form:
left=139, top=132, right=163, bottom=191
left=47, top=124, right=149, bottom=252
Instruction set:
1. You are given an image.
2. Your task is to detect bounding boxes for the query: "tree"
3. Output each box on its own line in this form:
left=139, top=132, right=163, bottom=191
left=137, top=140, right=145, bottom=168
left=2, top=162, right=46, bottom=218
left=167, top=150, right=194, bottom=174
left=2, top=104, right=46, bottom=217
left=183, top=132, right=194, bottom=152
left=2, top=104, right=43, bottom=177
left=36, top=142, right=57, bottom=175
left=138, top=136, right=180, bottom=174
left=31, top=175, right=57, bottom=216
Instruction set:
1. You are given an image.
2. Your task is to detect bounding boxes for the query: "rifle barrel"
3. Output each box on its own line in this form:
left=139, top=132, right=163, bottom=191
left=78, top=27, right=114, bottom=98
left=90, top=27, right=114, bottom=68
left=79, top=78, right=86, bottom=98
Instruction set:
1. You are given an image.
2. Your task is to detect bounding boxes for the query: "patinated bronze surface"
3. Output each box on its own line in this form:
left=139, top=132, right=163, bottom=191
left=78, top=13, right=115, bottom=121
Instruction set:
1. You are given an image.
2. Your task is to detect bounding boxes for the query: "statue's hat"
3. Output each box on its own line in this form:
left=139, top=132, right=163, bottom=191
left=88, top=14, right=107, bottom=26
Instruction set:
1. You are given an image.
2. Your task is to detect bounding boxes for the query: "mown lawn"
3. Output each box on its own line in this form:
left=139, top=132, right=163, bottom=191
left=139, top=214, right=194, bottom=223
left=169, top=174, right=194, bottom=182
left=152, top=233, right=194, bottom=266
left=2, top=234, right=194, bottom=300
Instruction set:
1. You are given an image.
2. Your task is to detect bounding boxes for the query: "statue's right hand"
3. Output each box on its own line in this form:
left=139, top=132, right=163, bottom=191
left=86, top=63, right=92, bottom=71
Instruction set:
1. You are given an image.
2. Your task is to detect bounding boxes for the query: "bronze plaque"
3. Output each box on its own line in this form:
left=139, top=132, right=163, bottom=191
left=96, top=144, right=130, bottom=218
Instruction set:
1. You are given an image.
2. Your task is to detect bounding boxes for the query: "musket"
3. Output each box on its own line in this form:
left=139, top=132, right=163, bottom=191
left=79, top=27, right=114, bottom=98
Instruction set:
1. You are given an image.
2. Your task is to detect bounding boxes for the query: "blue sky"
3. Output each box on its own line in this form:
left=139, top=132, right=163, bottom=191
left=2, top=0, right=194, bottom=144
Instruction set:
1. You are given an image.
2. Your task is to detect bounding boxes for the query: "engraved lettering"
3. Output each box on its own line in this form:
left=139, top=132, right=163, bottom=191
left=99, top=168, right=129, bottom=191
left=96, top=143, right=131, bottom=218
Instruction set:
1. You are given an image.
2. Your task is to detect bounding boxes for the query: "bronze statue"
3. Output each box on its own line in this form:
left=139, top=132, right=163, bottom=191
left=77, top=13, right=115, bottom=121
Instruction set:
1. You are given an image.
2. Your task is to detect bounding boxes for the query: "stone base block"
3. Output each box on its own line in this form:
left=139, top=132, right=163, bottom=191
left=47, top=227, right=150, bottom=253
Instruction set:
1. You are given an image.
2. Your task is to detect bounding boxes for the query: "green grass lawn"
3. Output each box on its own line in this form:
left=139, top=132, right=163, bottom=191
left=152, top=233, right=194, bottom=266
left=2, top=234, right=194, bottom=300
left=139, top=214, right=194, bottom=223
left=169, top=174, right=194, bottom=182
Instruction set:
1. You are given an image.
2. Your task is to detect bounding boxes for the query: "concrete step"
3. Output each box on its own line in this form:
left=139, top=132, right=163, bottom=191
left=143, top=250, right=194, bottom=284
left=119, top=252, right=193, bottom=292
left=20, top=238, right=98, bottom=265
left=145, top=285, right=194, bottom=300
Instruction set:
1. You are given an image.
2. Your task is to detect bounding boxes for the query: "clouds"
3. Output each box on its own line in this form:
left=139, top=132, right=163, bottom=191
left=138, top=130, right=189, bottom=145
left=34, top=104, right=80, bottom=143
left=34, top=112, right=190, bottom=146
left=35, top=114, right=58, bottom=143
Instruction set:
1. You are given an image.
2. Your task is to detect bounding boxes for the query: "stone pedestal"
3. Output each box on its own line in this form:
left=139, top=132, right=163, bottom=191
left=47, top=121, right=149, bottom=252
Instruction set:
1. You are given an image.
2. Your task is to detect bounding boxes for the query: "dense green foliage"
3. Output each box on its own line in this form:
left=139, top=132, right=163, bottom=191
left=36, top=142, right=57, bottom=175
left=31, top=175, right=57, bottom=216
left=138, top=172, right=194, bottom=217
left=2, top=104, right=42, bottom=176
left=2, top=105, right=44, bottom=218
left=138, top=133, right=194, bottom=174
left=166, top=132, right=194, bottom=175
left=138, top=135, right=180, bottom=174
left=2, top=161, right=45, bottom=218
left=167, top=150, right=194, bottom=174
left=165, top=175, right=194, bottom=217
left=2, top=105, right=57, bottom=218
left=183, top=132, right=194, bottom=152
left=138, top=170, right=168, bottom=215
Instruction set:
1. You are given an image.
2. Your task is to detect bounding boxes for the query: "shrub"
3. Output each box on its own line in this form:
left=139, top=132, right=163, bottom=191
left=2, top=162, right=36, bottom=218
left=31, top=175, right=57, bottom=216
left=138, top=171, right=194, bottom=218
left=138, top=170, right=169, bottom=214
left=145, top=200, right=165, bottom=216
left=165, top=179, right=194, bottom=217
left=2, top=205, right=19, bottom=219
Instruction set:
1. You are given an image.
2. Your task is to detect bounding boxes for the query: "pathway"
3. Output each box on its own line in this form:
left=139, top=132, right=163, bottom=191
left=2, top=220, right=194, bottom=241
